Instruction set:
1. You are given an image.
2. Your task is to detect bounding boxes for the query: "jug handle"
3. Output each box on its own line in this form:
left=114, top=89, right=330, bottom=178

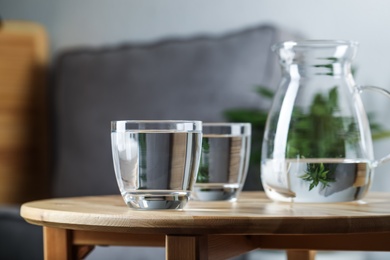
left=357, top=85, right=390, bottom=167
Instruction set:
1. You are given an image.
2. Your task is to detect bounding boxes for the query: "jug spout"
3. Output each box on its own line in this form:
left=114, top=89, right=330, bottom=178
left=272, top=40, right=359, bottom=77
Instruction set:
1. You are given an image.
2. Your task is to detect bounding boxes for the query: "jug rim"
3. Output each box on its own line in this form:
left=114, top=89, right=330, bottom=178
left=272, top=40, right=359, bottom=51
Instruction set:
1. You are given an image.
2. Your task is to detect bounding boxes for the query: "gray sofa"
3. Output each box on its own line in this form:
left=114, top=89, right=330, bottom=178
left=1, top=24, right=296, bottom=259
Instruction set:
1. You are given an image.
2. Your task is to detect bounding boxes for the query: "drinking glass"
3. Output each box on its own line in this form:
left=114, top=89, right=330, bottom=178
left=111, top=120, right=202, bottom=209
left=191, top=123, right=251, bottom=201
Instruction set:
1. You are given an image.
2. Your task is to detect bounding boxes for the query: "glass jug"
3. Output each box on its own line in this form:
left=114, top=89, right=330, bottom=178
left=261, top=40, right=390, bottom=203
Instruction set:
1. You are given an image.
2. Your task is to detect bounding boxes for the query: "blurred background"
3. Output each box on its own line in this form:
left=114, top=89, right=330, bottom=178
left=3, top=0, right=390, bottom=189
left=2, top=0, right=390, bottom=259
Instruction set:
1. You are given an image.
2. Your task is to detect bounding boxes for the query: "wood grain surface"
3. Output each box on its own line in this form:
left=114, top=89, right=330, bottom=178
left=21, top=192, right=390, bottom=235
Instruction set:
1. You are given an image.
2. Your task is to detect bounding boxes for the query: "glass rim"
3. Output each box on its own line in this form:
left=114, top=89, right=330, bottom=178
left=272, top=40, right=359, bottom=51
left=111, top=120, right=202, bottom=132
left=203, top=122, right=251, bottom=127
left=111, top=119, right=202, bottom=124
left=202, top=122, right=251, bottom=136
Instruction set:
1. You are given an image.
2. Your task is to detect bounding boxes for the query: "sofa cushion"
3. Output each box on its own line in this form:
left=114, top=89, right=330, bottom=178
left=51, top=24, right=295, bottom=197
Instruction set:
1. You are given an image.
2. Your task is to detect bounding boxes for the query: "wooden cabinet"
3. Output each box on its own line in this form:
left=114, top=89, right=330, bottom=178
left=0, top=20, right=49, bottom=204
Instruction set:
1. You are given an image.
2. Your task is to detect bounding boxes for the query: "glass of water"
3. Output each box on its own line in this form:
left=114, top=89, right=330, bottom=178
left=191, top=123, right=251, bottom=201
left=111, top=120, right=202, bottom=210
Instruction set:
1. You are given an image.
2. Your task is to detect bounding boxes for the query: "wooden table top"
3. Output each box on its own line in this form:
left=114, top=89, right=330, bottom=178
left=21, top=192, right=390, bottom=235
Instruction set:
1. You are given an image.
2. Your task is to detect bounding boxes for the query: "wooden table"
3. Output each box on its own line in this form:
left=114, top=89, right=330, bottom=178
left=20, top=192, right=390, bottom=260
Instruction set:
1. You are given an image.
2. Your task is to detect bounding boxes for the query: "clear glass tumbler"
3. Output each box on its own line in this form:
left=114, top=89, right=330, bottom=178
left=111, top=120, right=202, bottom=209
left=191, top=123, right=251, bottom=201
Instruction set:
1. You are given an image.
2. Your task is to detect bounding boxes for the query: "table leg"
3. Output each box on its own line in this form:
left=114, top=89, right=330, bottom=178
left=43, top=227, right=94, bottom=260
left=287, top=250, right=316, bottom=260
left=43, top=227, right=73, bottom=260
left=166, top=235, right=208, bottom=260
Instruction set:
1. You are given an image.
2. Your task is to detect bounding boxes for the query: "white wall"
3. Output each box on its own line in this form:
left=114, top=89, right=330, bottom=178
left=3, top=0, right=389, bottom=86
left=3, top=0, right=390, bottom=191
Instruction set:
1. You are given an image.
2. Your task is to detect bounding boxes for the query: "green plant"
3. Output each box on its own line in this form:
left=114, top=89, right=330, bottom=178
left=223, top=85, right=390, bottom=191
left=287, top=87, right=390, bottom=190
left=138, top=133, right=148, bottom=189
left=286, top=87, right=358, bottom=159
left=196, top=137, right=210, bottom=183
left=300, top=163, right=335, bottom=191
left=223, top=86, right=273, bottom=169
